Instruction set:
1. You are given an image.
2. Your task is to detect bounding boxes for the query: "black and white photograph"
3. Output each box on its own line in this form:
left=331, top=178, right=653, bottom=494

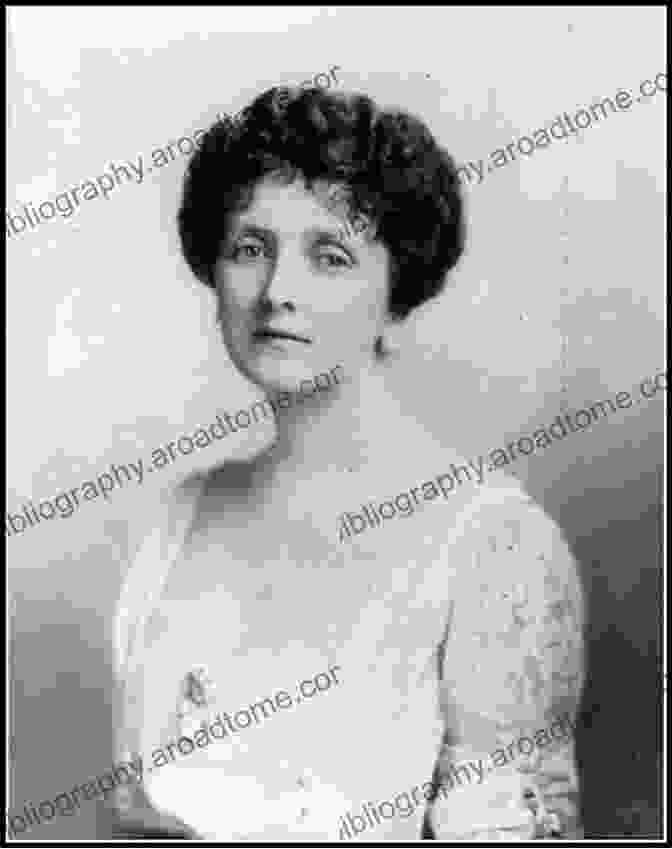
left=6, top=5, right=667, bottom=842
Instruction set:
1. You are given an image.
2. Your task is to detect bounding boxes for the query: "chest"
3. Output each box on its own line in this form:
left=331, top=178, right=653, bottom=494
left=142, top=515, right=450, bottom=740
left=161, top=500, right=449, bottom=644
left=136, top=508, right=462, bottom=839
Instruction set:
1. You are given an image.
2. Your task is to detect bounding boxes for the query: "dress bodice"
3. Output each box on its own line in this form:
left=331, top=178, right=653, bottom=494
left=114, top=469, right=582, bottom=840
left=131, top=509, right=455, bottom=841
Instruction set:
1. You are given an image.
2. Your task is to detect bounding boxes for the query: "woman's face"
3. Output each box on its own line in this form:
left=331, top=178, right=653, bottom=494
left=213, top=173, right=392, bottom=393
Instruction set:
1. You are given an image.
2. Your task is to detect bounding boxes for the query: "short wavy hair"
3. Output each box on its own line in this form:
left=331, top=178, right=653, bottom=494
left=178, top=86, right=464, bottom=320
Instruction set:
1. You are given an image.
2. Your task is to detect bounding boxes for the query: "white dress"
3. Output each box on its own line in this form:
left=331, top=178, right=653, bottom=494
left=113, top=469, right=584, bottom=841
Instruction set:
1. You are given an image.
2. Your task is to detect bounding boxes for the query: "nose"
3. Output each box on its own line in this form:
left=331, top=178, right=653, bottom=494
left=270, top=298, right=296, bottom=313
left=260, top=250, right=302, bottom=313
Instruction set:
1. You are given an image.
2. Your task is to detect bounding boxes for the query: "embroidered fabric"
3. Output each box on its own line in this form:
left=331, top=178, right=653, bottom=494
left=430, top=492, right=585, bottom=840
left=112, top=473, right=584, bottom=839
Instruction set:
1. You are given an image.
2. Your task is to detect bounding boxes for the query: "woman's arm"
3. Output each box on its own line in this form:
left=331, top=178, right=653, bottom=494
left=430, top=495, right=585, bottom=840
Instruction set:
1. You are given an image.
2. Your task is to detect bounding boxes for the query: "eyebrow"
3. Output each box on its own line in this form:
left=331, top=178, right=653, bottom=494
left=229, top=223, right=271, bottom=242
left=309, top=226, right=353, bottom=244
left=232, top=222, right=354, bottom=246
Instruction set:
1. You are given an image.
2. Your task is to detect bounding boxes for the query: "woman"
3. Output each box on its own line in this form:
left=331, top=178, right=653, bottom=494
left=111, top=85, right=585, bottom=840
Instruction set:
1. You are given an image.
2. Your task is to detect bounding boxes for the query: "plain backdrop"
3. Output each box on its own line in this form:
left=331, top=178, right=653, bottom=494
left=7, top=5, right=666, bottom=839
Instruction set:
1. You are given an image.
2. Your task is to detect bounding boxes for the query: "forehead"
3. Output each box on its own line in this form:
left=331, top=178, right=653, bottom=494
left=234, top=174, right=364, bottom=234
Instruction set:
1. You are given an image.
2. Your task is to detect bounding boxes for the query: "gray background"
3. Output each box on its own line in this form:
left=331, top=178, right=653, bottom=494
left=7, top=5, right=666, bottom=839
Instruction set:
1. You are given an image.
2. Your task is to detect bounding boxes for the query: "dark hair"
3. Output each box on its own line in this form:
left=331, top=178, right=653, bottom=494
left=178, top=86, right=464, bottom=320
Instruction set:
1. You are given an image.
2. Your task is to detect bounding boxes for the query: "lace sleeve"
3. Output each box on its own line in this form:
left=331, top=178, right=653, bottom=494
left=430, top=495, right=585, bottom=841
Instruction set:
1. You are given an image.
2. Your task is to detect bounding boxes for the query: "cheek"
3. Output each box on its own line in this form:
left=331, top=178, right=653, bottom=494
left=217, top=272, right=258, bottom=315
left=347, top=252, right=390, bottom=323
left=216, top=296, right=250, bottom=348
left=348, top=276, right=388, bottom=325
left=315, top=290, right=384, bottom=349
left=227, top=291, right=256, bottom=316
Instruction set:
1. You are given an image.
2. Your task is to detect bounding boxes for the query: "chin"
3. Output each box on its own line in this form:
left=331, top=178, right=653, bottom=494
left=237, top=351, right=316, bottom=395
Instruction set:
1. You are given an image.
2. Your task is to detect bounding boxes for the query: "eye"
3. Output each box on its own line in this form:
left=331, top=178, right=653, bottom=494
left=230, top=238, right=268, bottom=263
left=232, top=244, right=264, bottom=261
left=315, top=248, right=352, bottom=270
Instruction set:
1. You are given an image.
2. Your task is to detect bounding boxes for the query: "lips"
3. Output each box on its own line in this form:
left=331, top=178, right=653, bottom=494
left=254, top=328, right=312, bottom=344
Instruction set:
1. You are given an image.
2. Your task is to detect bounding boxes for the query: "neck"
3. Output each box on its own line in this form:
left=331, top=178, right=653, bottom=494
left=254, top=361, right=406, bottom=487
